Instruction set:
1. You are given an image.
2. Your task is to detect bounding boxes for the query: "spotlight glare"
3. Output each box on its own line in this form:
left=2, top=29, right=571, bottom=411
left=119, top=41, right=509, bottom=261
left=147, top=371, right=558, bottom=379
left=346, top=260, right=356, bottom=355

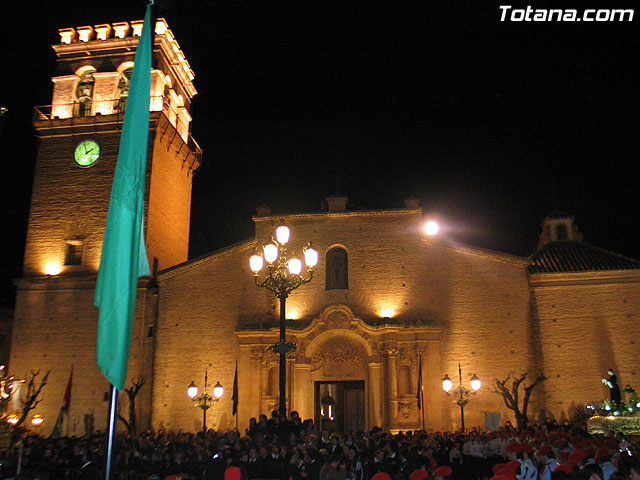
left=424, top=220, right=439, bottom=236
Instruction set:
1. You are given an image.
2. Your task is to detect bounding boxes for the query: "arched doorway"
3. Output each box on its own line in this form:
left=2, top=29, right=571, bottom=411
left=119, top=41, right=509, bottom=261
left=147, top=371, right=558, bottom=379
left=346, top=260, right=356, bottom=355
left=309, top=334, right=369, bottom=432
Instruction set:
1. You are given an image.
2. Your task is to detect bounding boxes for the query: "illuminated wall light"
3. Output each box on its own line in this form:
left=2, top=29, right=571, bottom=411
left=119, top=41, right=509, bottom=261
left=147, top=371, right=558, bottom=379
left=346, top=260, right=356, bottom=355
left=59, top=28, right=75, bottom=44
left=94, top=24, right=111, bottom=40
left=155, top=19, right=168, bottom=35
left=424, top=220, right=439, bottom=236
left=76, top=27, right=94, bottom=42
left=131, top=21, right=143, bottom=37
left=112, top=22, right=129, bottom=39
left=44, top=262, right=62, bottom=276
left=380, top=308, right=395, bottom=318
left=287, top=309, right=300, bottom=320
left=31, top=415, right=44, bottom=427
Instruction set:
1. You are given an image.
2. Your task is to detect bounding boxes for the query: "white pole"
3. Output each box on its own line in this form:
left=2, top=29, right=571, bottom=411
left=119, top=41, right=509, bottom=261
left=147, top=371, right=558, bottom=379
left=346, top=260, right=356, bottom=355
left=105, top=386, right=118, bottom=480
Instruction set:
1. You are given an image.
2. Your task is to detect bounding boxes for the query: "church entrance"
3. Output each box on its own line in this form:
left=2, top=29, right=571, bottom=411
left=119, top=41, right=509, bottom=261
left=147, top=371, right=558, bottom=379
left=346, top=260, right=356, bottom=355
left=315, top=381, right=365, bottom=433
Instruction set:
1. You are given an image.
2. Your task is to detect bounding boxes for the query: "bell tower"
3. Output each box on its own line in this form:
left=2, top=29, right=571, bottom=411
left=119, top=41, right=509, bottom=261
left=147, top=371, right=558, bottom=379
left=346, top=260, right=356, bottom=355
left=25, top=18, right=200, bottom=277
left=9, top=18, right=201, bottom=433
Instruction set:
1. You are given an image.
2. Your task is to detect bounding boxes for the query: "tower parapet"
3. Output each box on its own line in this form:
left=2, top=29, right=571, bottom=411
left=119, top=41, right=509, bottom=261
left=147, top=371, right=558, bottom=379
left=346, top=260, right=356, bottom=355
left=25, top=17, right=200, bottom=277
left=36, top=18, right=198, bottom=153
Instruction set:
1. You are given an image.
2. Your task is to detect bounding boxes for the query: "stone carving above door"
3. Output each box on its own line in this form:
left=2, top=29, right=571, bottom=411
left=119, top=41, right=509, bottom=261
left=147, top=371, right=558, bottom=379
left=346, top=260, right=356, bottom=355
left=311, top=337, right=365, bottom=378
left=326, top=310, right=350, bottom=329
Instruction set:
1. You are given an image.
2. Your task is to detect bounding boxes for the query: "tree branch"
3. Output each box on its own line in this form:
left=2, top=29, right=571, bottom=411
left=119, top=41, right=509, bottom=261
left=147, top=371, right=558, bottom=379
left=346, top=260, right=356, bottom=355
left=17, top=370, right=50, bottom=427
left=522, top=374, right=548, bottom=418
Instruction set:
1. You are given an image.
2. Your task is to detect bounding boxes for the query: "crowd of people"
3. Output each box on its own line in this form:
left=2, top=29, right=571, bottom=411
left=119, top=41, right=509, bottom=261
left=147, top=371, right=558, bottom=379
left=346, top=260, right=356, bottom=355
left=0, top=410, right=639, bottom=480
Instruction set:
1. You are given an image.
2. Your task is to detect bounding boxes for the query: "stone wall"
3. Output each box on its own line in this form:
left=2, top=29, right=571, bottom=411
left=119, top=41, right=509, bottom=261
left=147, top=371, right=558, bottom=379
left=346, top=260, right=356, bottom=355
left=153, top=241, right=266, bottom=432
left=530, top=271, right=640, bottom=422
left=9, top=277, right=156, bottom=436
left=146, top=114, right=194, bottom=272
left=155, top=210, right=537, bottom=432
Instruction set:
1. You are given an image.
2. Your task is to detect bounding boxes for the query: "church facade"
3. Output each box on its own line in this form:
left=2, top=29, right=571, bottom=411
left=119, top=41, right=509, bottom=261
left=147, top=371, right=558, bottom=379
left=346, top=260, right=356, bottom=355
left=7, top=18, right=640, bottom=436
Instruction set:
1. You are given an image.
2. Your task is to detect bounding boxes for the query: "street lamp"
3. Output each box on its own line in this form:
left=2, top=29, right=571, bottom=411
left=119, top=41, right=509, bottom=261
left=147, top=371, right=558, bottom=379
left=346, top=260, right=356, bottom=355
left=442, top=363, right=481, bottom=432
left=249, top=222, right=318, bottom=417
left=187, top=370, right=223, bottom=432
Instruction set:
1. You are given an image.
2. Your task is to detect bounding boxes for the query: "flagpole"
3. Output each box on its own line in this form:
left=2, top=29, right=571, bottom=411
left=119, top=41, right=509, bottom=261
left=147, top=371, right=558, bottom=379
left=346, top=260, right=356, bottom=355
left=94, top=2, right=152, bottom=476
left=65, top=364, right=73, bottom=437
left=420, top=355, right=425, bottom=431
left=233, top=360, right=239, bottom=432
left=105, top=386, right=118, bottom=480
left=421, top=384, right=425, bottom=431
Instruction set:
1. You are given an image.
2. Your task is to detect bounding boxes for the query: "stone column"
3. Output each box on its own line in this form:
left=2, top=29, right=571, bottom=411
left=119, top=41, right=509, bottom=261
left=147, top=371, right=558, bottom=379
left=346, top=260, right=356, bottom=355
left=425, top=341, right=445, bottom=431
left=292, top=363, right=313, bottom=420
left=249, top=347, right=264, bottom=422
left=367, top=363, right=384, bottom=429
left=384, top=347, right=399, bottom=429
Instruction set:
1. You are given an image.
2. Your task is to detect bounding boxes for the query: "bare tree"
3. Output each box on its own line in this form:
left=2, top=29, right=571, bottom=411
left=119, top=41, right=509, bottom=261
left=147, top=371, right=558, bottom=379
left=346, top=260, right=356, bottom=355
left=16, top=369, right=51, bottom=427
left=493, top=372, right=547, bottom=429
left=117, top=378, right=146, bottom=435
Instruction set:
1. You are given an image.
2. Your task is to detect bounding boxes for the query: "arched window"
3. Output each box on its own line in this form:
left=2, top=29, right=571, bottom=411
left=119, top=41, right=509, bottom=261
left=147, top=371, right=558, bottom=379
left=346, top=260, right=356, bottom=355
left=326, top=247, right=348, bottom=290
left=266, top=367, right=277, bottom=396
left=556, top=224, right=568, bottom=240
left=398, top=365, right=412, bottom=395
left=117, top=67, right=133, bottom=112
left=75, top=68, right=96, bottom=117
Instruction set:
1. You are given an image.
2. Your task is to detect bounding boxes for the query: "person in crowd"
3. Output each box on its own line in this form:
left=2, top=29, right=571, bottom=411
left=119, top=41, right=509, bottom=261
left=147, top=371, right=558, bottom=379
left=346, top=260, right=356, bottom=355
left=2, top=415, right=640, bottom=480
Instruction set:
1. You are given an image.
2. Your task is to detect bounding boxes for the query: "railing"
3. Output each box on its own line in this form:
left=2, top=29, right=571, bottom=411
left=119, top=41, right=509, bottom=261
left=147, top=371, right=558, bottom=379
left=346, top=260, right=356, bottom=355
left=33, top=96, right=202, bottom=166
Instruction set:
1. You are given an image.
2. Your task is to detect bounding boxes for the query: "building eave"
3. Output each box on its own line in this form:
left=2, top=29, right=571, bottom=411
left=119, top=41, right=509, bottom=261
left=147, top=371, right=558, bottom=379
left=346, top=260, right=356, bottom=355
left=422, top=238, right=531, bottom=268
left=253, top=208, right=422, bottom=222
left=528, top=269, right=640, bottom=287
left=157, top=239, right=255, bottom=281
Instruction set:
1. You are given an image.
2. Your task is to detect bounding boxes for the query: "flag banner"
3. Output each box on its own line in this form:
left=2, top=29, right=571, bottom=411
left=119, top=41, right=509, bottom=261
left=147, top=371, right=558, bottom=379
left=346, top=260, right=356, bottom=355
left=50, top=407, right=64, bottom=439
left=63, top=366, right=73, bottom=413
left=94, top=5, right=152, bottom=391
left=232, top=361, right=238, bottom=416
left=416, top=355, right=423, bottom=410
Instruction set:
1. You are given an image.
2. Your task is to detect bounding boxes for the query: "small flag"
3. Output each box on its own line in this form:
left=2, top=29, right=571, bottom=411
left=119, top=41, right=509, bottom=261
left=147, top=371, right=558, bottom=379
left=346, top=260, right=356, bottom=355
left=232, top=360, right=238, bottom=416
left=63, top=366, right=73, bottom=413
left=94, top=4, right=152, bottom=391
left=417, top=355, right=423, bottom=410
left=50, top=407, right=64, bottom=438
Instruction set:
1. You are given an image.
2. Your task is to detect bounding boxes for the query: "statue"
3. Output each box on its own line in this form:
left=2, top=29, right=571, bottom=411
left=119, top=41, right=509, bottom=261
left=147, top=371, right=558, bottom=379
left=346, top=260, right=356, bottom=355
left=602, top=369, right=622, bottom=404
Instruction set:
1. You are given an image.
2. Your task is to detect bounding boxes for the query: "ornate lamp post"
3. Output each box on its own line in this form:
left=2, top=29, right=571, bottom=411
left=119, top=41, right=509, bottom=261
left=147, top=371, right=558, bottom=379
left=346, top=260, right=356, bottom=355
left=442, top=363, right=481, bottom=432
left=187, top=371, right=223, bottom=432
left=249, top=222, right=318, bottom=417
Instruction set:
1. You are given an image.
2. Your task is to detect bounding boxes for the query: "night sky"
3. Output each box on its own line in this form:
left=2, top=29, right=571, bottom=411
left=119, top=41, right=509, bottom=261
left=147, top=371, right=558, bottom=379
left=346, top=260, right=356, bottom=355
left=0, top=0, right=638, bottom=308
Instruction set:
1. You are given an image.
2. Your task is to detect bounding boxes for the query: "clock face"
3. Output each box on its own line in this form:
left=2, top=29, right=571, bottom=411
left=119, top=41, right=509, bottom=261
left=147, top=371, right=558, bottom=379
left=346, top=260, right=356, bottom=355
left=74, top=139, right=100, bottom=167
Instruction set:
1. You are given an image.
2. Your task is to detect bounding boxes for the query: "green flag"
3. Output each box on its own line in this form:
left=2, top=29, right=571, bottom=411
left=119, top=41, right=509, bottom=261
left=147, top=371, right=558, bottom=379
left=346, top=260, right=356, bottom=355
left=94, top=5, right=152, bottom=391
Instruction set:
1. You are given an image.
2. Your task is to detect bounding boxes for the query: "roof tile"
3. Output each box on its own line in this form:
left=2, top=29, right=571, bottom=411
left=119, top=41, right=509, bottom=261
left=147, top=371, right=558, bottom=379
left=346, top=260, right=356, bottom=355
left=529, top=241, right=640, bottom=273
